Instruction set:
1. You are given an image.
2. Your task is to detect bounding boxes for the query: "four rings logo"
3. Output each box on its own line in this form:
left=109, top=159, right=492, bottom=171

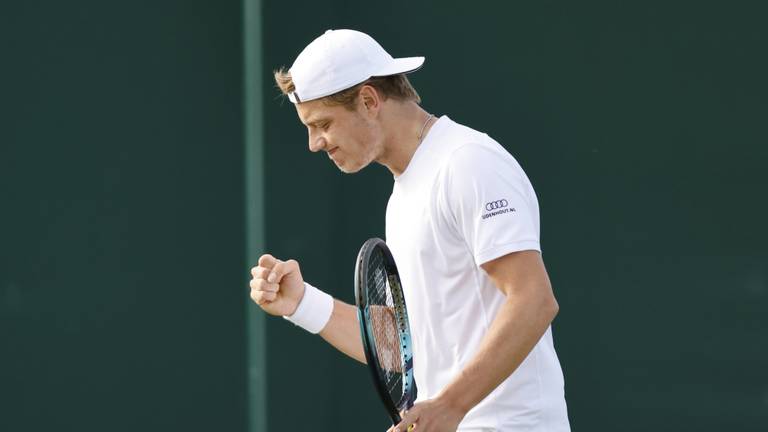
left=482, top=198, right=515, bottom=220
left=485, top=199, right=509, bottom=211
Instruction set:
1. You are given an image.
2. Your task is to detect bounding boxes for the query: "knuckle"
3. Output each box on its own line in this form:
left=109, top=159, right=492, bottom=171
left=270, top=265, right=283, bottom=279
left=258, top=254, right=274, bottom=267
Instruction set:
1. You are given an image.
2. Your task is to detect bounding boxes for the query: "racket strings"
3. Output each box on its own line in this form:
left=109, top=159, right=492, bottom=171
left=367, top=249, right=405, bottom=404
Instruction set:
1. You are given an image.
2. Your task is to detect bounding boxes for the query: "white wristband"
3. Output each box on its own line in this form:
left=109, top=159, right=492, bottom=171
left=283, top=282, right=334, bottom=334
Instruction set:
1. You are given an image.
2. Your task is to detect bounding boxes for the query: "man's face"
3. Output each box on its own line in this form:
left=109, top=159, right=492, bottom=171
left=295, top=97, right=381, bottom=174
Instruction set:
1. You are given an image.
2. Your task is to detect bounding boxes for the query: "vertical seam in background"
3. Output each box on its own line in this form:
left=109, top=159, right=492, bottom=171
left=244, top=0, right=266, bottom=431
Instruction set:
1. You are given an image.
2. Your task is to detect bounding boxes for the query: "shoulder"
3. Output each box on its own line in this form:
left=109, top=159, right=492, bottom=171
left=439, top=117, right=518, bottom=163
left=428, top=117, right=528, bottom=194
left=442, top=138, right=524, bottom=186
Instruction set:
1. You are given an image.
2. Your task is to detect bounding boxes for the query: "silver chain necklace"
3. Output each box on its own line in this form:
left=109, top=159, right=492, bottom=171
left=417, top=114, right=435, bottom=143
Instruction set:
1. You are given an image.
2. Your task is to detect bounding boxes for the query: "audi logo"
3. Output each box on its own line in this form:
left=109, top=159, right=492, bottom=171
left=485, top=199, right=508, bottom=211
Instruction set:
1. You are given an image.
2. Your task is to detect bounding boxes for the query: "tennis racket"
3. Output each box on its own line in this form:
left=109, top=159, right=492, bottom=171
left=354, top=238, right=417, bottom=430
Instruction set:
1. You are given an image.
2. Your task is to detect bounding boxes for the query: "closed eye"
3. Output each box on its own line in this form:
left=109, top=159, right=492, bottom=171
left=307, top=121, right=330, bottom=131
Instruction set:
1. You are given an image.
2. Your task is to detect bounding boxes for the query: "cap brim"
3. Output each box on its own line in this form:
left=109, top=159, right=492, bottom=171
left=371, top=56, right=425, bottom=77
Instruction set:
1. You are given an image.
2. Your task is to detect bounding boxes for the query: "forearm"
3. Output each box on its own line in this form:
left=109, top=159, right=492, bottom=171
left=319, top=299, right=367, bottom=363
left=438, top=291, right=559, bottom=414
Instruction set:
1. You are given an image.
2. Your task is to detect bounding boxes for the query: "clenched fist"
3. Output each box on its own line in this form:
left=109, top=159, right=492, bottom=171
left=250, top=254, right=306, bottom=317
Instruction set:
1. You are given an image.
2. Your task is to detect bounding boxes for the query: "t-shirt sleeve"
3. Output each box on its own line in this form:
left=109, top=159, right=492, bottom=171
left=441, top=143, right=541, bottom=266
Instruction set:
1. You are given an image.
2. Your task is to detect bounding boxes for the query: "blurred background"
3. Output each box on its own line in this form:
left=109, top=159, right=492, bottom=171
left=2, top=0, right=767, bottom=431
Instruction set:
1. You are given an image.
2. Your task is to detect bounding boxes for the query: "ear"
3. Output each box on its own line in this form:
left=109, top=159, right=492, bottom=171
left=358, top=85, right=381, bottom=117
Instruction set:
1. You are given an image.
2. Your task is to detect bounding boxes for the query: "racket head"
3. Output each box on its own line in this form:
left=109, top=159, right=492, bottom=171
left=354, top=238, right=417, bottom=425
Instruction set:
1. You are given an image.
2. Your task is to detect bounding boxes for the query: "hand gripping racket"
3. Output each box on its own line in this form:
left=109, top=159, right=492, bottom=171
left=354, top=238, right=417, bottom=431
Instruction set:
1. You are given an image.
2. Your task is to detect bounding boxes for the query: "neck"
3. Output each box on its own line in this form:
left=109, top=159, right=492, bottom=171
left=377, top=102, right=435, bottom=177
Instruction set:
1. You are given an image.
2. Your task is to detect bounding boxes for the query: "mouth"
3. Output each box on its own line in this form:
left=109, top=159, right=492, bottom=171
left=327, top=147, right=339, bottom=157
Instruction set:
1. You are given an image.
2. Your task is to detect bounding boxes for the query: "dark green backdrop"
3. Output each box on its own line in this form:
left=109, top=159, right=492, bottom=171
left=1, top=1, right=246, bottom=431
left=2, top=1, right=767, bottom=431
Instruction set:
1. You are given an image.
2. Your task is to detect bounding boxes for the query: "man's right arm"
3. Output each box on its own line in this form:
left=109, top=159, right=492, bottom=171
left=250, top=254, right=366, bottom=363
left=319, top=300, right=366, bottom=363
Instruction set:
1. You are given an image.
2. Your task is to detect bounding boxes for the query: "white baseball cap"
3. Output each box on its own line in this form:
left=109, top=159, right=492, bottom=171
left=287, top=29, right=425, bottom=104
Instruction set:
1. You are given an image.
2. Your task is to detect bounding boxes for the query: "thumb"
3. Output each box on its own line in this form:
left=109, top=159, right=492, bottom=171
left=394, top=408, right=419, bottom=432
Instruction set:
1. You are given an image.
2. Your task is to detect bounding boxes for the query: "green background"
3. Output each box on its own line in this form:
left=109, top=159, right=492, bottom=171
left=2, top=1, right=767, bottom=431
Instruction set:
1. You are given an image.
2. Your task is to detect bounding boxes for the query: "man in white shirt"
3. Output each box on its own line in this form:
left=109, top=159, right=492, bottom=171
left=250, top=29, right=570, bottom=432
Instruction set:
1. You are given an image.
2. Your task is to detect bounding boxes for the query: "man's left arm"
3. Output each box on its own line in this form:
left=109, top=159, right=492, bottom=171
left=391, top=250, right=559, bottom=432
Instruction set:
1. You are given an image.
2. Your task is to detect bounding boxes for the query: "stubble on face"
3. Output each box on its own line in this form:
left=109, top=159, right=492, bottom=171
left=296, top=99, right=382, bottom=174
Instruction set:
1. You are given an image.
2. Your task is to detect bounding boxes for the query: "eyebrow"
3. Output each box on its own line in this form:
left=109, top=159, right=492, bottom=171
left=304, top=117, right=330, bottom=127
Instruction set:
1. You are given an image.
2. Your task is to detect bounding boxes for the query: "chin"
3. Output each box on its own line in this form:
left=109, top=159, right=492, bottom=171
left=338, top=164, right=364, bottom=174
left=335, top=158, right=369, bottom=174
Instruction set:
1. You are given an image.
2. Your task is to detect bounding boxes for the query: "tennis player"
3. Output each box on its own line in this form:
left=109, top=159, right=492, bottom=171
left=250, top=29, right=570, bottom=432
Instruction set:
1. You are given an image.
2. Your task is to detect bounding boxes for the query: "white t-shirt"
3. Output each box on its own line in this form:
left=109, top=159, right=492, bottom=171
left=385, top=116, right=570, bottom=431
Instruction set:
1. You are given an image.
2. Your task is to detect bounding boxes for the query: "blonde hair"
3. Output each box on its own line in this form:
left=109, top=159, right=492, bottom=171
left=273, top=67, right=421, bottom=110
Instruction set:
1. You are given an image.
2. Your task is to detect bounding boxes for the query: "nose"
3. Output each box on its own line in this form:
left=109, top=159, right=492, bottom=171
left=308, top=135, right=327, bottom=153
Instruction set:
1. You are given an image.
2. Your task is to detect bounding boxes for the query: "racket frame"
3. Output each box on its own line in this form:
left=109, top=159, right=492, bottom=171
left=354, top=237, right=417, bottom=426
